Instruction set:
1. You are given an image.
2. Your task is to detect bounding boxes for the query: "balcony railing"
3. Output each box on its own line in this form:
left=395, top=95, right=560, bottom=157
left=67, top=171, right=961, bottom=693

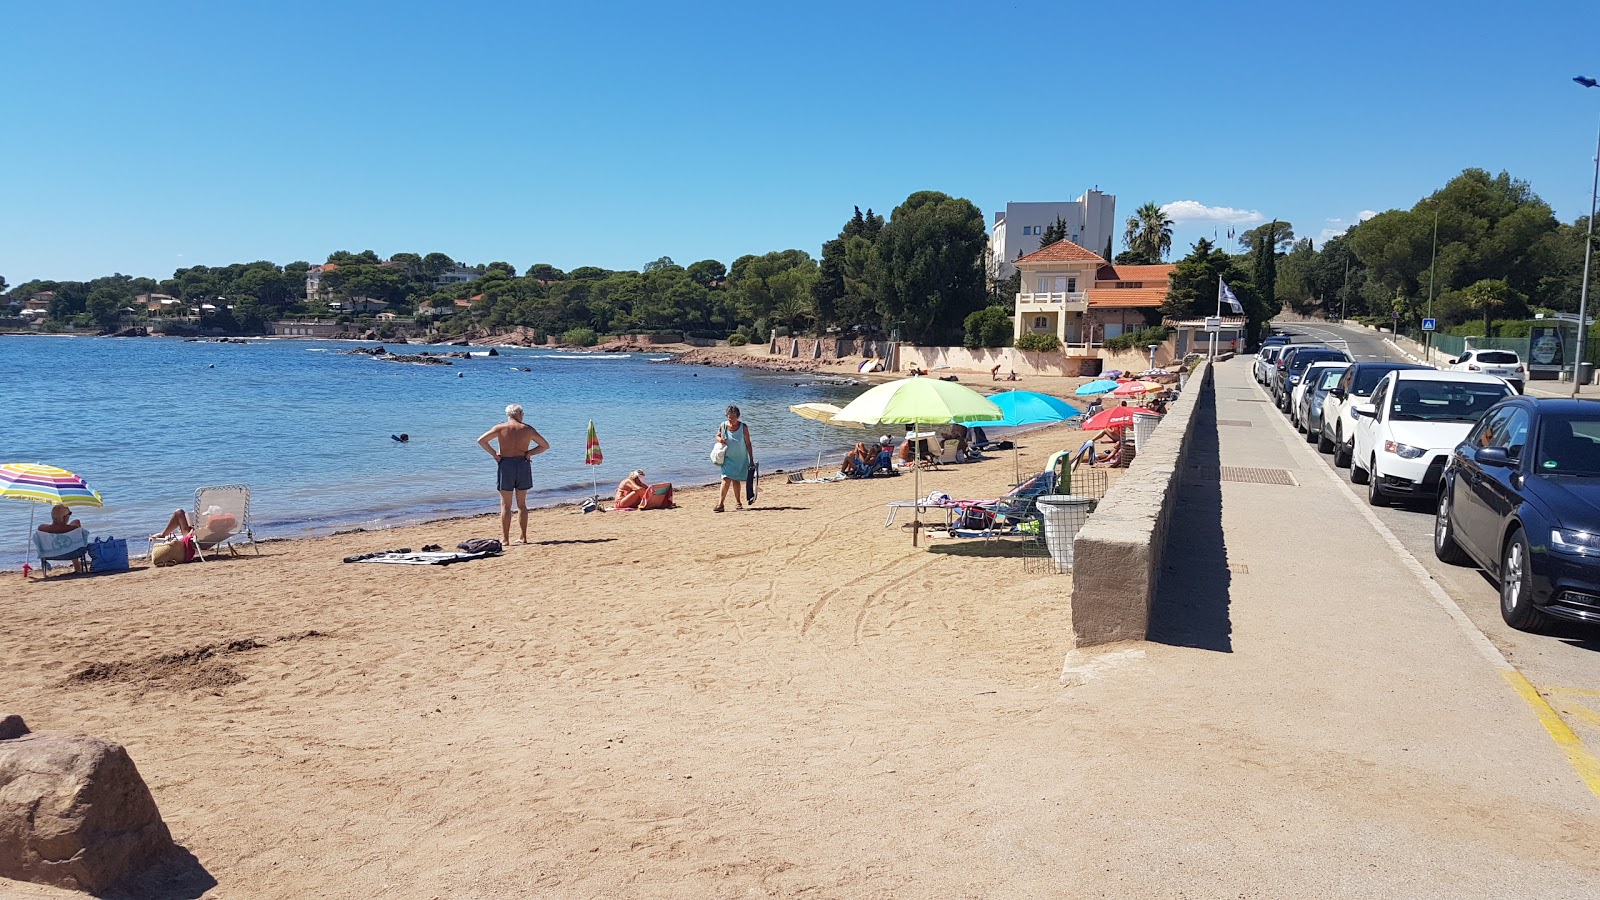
left=1016, top=291, right=1088, bottom=312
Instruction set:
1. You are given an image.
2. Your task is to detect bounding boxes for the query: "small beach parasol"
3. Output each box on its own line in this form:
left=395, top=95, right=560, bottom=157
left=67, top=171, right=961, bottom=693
left=833, top=378, right=1003, bottom=545
left=1082, top=406, right=1159, bottom=432
left=984, top=391, right=1082, bottom=485
left=788, top=402, right=864, bottom=429
left=584, top=421, right=603, bottom=504
left=1074, top=379, right=1120, bottom=397
left=1, top=463, right=103, bottom=571
left=1110, top=380, right=1163, bottom=398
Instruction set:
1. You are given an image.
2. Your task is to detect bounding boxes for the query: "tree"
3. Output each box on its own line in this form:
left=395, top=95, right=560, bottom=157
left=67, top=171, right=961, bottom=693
left=1275, top=238, right=1318, bottom=313
left=1039, top=216, right=1070, bottom=248
left=686, top=259, right=726, bottom=288
left=420, top=253, right=455, bottom=280
left=963, top=305, right=1012, bottom=349
left=526, top=263, right=566, bottom=282
left=815, top=206, right=886, bottom=331
left=1250, top=223, right=1284, bottom=319
left=643, top=256, right=678, bottom=272
left=1121, top=202, right=1174, bottom=263
left=1164, top=238, right=1271, bottom=337
left=1238, top=221, right=1296, bottom=253
left=484, top=261, right=517, bottom=278
left=872, top=191, right=988, bottom=344
left=1102, top=236, right=1114, bottom=264
left=1446, top=278, right=1527, bottom=336
left=726, top=250, right=819, bottom=330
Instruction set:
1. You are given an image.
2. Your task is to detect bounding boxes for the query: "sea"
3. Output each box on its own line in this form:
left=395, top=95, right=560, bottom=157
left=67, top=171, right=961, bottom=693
left=0, top=336, right=868, bottom=569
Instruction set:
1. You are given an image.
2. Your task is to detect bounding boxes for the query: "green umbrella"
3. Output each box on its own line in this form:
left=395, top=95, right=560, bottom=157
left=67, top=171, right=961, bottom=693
left=833, top=378, right=1003, bottom=545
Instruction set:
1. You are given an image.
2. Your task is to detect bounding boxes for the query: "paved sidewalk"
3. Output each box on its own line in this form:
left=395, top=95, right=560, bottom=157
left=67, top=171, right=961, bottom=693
left=1051, top=358, right=1600, bottom=897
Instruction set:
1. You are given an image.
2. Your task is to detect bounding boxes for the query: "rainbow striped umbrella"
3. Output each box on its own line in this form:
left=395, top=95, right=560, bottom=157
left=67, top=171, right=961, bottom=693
left=584, top=421, right=603, bottom=466
left=0, top=463, right=103, bottom=508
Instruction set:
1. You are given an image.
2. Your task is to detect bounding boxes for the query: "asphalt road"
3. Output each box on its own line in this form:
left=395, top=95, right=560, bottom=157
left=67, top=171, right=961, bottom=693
left=1263, top=318, right=1600, bottom=750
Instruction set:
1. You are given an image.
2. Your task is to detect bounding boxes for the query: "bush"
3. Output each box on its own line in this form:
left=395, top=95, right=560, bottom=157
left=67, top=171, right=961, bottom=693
left=561, top=327, right=598, bottom=346
left=1102, top=325, right=1170, bottom=353
left=728, top=333, right=748, bottom=346
left=963, top=306, right=1013, bottom=350
left=1015, top=332, right=1061, bottom=352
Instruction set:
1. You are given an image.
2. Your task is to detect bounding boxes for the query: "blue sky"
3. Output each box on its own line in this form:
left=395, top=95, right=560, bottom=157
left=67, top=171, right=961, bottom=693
left=4, top=0, right=1600, bottom=283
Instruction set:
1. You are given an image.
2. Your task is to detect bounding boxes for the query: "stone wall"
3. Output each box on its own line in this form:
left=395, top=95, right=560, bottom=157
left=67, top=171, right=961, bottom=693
left=897, top=346, right=1088, bottom=377
left=1067, top=360, right=1212, bottom=648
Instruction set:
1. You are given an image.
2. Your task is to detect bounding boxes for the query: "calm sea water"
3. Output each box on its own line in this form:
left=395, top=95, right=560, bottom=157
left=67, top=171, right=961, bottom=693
left=0, top=336, right=865, bottom=568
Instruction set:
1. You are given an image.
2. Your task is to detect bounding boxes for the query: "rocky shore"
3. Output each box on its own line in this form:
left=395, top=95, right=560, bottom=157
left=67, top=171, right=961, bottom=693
left=668, top=347, right=829, bottom=373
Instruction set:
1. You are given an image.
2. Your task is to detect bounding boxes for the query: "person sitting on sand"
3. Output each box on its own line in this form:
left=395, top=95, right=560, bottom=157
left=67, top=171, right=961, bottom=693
left=37, top=504, right=90, bottom=573
left=614, top=469, right=650, bottom=509
left=1006, top=371, right=1020, bottom=381
left=841, top=443, right=876, bottom=478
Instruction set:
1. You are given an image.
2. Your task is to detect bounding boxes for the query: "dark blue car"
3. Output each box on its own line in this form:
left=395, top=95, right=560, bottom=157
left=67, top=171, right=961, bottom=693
left=1434, top=397, right=1600, bottom=631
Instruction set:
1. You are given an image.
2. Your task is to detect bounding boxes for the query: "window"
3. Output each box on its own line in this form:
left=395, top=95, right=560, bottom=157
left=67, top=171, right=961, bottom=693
left=1066, top=277, right=1077, bottom=293
left=1037, top=277, right=1049, bottom=293
left=1033, top=316, right=1048, bottom=329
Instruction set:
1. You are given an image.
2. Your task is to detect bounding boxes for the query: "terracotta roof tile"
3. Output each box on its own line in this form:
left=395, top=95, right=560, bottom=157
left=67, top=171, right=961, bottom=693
left=1013, top=240, right=1106, bottom=266
left=1094, top=263, right=1175, bottom=282
left=1087, top=287, right=1167, bottom=308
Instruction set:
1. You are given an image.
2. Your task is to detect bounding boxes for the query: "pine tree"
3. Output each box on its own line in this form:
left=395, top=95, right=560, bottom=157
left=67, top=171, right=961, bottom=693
left=1039, top=216, right=1071, bottom=248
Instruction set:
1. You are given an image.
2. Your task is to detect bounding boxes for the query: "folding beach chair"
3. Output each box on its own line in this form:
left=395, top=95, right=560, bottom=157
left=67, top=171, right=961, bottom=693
left=32, top=528, right=92, bottom=576
left=150, top=484, right=259, bottom=561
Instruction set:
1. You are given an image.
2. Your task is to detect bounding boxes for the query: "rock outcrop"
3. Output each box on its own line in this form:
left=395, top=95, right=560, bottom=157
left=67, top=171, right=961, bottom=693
left=0, top=718, right=179, bottom=894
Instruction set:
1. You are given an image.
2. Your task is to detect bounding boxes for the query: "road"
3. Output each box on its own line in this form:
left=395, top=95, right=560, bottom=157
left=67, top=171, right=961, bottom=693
left=1264, top=319, right=1600, bottom=754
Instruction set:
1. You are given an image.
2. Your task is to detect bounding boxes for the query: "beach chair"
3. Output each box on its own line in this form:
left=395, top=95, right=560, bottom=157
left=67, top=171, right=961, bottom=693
left=32, top=528, right=92, bottom=576
left=150, top=484, right=258, bottom=561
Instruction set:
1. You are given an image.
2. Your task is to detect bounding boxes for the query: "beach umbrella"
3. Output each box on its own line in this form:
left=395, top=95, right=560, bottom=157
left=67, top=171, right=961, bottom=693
left=984, top=391, right=1082, bottom=485
left=1, top=463, right=103, bottom=570
left=1110, top=380, right=1163, bottom=398
left=790, top=403, right=865, bottom=475
left=833, top=378, right=1003, bottom=545
left=1074, top=379, right=1120, bottom=397
left=1082, top=406, right=1159, bottom=432
left=584, top=421, right=603, bottom=502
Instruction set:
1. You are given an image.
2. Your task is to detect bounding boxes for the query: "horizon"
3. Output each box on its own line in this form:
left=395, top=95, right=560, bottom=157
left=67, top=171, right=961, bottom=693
left=5, top=0, right=1600, bottom=284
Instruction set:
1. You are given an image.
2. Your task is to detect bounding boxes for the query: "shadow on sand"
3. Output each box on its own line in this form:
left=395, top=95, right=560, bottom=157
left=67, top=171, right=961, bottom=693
left=1147, top=373, right=1233, bottom=653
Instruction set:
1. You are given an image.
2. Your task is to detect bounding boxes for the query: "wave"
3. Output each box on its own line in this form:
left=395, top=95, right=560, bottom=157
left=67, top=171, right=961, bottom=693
left=539, top=353, right=633, bottom=360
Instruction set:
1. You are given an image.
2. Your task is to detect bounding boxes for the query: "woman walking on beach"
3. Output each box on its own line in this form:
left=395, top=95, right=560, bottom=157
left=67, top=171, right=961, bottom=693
left=714, top=405, right=754, bottom=513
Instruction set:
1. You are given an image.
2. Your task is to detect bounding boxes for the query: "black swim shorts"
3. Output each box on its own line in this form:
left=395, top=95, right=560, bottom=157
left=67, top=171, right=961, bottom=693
left=497, top=457, right=532, bottom=492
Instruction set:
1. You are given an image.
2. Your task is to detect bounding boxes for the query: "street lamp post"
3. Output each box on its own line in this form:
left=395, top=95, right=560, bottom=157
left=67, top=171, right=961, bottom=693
left=1572, top=75, right=1600, bottom=396
left=1423, top=201, right=1439, bottom=364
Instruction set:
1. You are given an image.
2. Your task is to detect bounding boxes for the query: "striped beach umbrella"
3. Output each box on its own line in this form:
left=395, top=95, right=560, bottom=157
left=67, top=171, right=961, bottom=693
left=0, top=463, right=103, bottom=508
left=584, top=421, right=603, bottom=466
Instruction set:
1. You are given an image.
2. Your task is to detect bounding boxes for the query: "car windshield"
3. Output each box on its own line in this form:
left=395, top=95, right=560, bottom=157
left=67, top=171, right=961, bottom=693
left=1476, top=351, right=1519, bottom=364
left=1317, top=366, right=1349, bottom=390
left=1536, top=417, right=1600, bottom=476
left=1288, top=352, right=1342, bottom=373
left=1388, top=380, right=1510, bottom=422
left=1352, top=366, right=1409, bottom=396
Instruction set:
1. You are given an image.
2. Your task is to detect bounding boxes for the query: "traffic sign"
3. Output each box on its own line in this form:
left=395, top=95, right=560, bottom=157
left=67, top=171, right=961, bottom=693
left=1421, top=318, right=1437, bottom=332
left=1204, top=316, right=1222, bottom=332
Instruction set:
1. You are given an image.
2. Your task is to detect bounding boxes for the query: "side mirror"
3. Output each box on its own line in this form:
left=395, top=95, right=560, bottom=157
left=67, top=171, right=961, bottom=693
left=1352, top=404, right=1376, bottom=419
left=1448, top=358, right=1458, bottom=365
left=1329, top=387, right=1347, bottom=399
left=1474, top=446, right=1512, bottom=468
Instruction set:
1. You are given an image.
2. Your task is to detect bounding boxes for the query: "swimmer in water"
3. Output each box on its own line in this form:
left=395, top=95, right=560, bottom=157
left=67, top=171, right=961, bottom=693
left=394, top=433, right=410, bottom=443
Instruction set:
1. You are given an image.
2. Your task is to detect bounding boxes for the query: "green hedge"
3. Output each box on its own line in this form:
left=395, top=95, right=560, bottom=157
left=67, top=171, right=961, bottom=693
left=728, top=333, right=748, bottom=346
left=1014, top=332, right=1061, bottom=352
left=561, top=327, right=598, bottom=346
left=1103, top=325, right=1170, bottom=353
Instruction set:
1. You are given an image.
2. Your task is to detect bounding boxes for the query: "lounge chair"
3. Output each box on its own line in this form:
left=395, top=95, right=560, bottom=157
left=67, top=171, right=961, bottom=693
left=149, top=484, right=259, bottom=561
left=33, top=528, right=91, bottom=576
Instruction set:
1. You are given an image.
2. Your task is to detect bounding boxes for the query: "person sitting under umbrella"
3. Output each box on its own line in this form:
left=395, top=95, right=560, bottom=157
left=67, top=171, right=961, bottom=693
left=36, top=504, right=90, bottom=574
left=840, top=443, right=874, bottom=478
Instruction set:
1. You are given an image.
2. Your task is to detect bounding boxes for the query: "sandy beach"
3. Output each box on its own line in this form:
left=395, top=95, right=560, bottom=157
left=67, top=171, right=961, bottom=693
left=4, top=419, right=1114, bottom=898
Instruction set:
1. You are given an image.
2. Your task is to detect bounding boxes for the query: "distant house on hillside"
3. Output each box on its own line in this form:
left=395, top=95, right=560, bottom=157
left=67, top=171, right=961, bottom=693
left=1011, top=240, right=1174, bottom=348
left=435, top=265, right=485, bottom=287
left=330, top=296, right=388, bottom=314
left=23, top=291, right=55, bottom=313
left=306, top=263, right=340, bottom=302
left=136, top=293, right=182, bottom=315
left=415, top=302, right=449, bottom=318
left=454, top=294, right=484, bottom=310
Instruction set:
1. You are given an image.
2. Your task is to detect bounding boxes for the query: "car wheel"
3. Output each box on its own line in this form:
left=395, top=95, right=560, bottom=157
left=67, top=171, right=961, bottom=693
left=1433, top=487, right=1471, bottom=565
left=1304, top=418, right=1319, bottom=443
left=1333, top=429, right=1351, bottom=468
left=1350, top=452, right=1369, bottom=484
left=1317, top=428, right=1334, bottom=453
left=1500, top=529, right=1555, bottom=632
left=1366, top=459, right=1387, bottom=505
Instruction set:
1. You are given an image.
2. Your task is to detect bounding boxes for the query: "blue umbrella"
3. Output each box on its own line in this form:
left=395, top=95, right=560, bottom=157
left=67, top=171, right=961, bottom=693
left=986, top=391, right=1081, bottom=427
left=982, top=391, right=1081, bottom=484
left=1075, top=379, right=1120, bottom=397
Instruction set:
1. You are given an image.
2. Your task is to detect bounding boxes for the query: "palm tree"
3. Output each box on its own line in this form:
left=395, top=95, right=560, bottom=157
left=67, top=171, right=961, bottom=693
left=1122, top=202, right=1175, bottom=263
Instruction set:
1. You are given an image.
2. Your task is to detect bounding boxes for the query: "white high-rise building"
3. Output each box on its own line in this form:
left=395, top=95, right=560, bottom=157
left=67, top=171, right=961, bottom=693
left=989, top=189, right=1116, bottom=281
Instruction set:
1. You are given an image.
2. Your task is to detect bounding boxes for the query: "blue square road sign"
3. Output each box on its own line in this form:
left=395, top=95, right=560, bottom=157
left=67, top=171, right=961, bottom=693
left=1421, top=318, right=1437, bottom=332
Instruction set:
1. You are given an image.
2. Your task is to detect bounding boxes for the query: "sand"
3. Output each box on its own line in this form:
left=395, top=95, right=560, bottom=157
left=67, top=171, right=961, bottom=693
left=3, top=421, right=1111, bottom=898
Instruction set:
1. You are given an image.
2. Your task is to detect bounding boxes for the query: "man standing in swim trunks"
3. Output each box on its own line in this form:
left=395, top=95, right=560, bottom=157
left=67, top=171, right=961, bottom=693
left=477, top=403, right=550, bottom=544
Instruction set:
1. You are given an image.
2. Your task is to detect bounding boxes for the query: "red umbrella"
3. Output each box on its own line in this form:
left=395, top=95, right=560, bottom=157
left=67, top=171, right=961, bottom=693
left=1082, top=405, right=1159, bottom=431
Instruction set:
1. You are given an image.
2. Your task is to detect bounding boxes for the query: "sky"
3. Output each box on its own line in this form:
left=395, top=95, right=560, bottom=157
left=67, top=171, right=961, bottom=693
left=5, top=0, right=1600, bottom=284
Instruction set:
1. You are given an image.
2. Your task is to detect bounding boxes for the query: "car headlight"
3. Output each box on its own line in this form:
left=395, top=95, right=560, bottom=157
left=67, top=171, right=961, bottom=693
left=1383, top=440, right=1426, bottom=459
left=1551, top=528, right=1600, bottom=555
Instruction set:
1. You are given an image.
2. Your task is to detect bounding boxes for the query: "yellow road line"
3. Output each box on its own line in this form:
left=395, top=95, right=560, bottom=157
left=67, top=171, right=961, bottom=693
left=1503, top=670, right=1600, bottom=799
left=1548, top=685, right=1600, bottom=698
left=1557, top=702, right=1600, bottom=729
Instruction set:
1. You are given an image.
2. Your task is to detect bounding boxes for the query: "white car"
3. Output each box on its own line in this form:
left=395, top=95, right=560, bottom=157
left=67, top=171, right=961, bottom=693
left=1447, top=349, right=1524, bottom=392
left=1290, top=361, right=1346, bottom=431
left=1350, top=370, right=1514, bottom=506
left=1255, top=345, right=1286, bottom=384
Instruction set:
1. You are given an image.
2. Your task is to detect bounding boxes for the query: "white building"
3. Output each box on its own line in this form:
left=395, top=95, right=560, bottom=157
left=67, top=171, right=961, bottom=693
left=989, top=189, right=1116, bottom=281
left=434, top=265, right=484, bottom=287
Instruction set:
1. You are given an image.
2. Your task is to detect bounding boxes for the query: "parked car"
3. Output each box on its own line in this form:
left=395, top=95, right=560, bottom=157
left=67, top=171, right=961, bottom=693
left=1294, top=362, right=1351, bottom=440
left=1435, top=397, right=1600, bottom=631
left=1255, top=345, right=1287, bottom=384
left=1350, top=370, right=1514, bottom=505
left=1321, top=362, right=1433, bottom=465
left=1447, top=349, right=1525, bottom=393
left=1273, top=346, right=1349, bottom=410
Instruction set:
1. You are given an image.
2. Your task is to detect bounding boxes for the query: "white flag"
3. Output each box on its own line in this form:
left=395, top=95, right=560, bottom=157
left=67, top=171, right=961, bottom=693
left=1220, top=279, right=1244, bottom=314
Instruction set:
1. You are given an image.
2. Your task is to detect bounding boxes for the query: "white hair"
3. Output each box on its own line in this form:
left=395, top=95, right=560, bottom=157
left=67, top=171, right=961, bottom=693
left=506, top=404, right=524, bottom=421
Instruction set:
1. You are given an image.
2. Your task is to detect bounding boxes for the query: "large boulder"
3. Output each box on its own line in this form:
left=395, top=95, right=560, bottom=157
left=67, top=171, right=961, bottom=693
left=0, top=718, right=178, bottom=894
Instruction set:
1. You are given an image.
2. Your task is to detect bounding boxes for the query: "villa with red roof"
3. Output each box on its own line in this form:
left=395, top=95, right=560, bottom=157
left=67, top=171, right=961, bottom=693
left=1010, top=240, right=1175, bottom=348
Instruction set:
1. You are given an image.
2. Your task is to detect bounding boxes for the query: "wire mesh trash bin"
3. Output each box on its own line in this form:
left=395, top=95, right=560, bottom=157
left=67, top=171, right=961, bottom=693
left=1132, top=412, right=1160, bottom=451
left=1034, top=495, right=1094, bottom=574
